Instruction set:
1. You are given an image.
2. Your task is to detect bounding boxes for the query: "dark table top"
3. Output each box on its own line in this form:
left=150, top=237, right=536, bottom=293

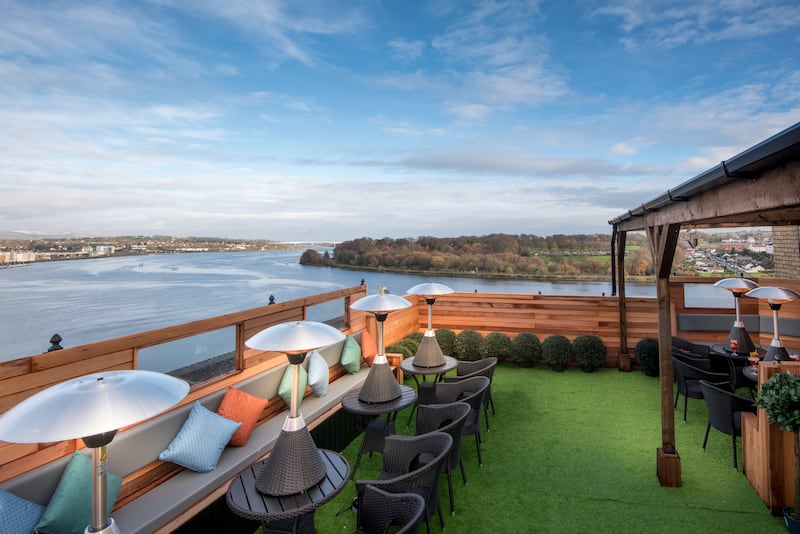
left=226, top=449, right=349, bottom=524
left=400, top=355, right=458, bottom=377
left=341, top=385, right=416, bottom=416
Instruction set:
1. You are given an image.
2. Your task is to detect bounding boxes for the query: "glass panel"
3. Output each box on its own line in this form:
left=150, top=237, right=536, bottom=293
left=138, top=326, right=236, bottom=384
left=683, top=283, right=733, bottom=309
left=306, top=298, right=347, bottom=329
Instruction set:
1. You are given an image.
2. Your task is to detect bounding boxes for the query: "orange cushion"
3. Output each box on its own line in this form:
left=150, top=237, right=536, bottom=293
left=217, top=387, right=268, bottom=447
left=361, top=330, right=378, bottom=366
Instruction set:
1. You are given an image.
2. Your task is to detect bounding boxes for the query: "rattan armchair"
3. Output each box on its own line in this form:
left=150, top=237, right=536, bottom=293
left=415, top=401, right=471, bottom=514
left=355, top=431, right=452, bottom=533
left=699, top=379, right=756, bottom=470
left=443, top=357, right=497, bottom=430
left=354, top=484, right=425, bottom=534
left=427, top=376, right=490, bottom=466
left=672, top=357, right=730, bottom=423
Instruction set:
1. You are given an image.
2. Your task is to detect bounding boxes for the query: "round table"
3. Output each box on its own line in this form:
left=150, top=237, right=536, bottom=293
left=341, top=385, right=417, bottom=478
left=400, top=356, right=459, bottom=425
left=226, top=449, right=349, bottom=534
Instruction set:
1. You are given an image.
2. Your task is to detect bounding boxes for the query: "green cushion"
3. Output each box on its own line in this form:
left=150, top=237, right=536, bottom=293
left=159, top=401, right=241, bottom=473
left=35, top=451, right=122, bottom=534
left=278, top=364, right=308, bottom=407
left=340, top=335, right=362, bottom=374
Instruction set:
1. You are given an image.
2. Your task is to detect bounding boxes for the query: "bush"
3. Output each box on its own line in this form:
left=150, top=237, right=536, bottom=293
left=542, top=334, right=573, bottom=372
left=386, top=342, right=413, bottom=359
left=435, top=328, right=456, bottom=356
left=482, top=332, right=512, bottom=360
left=510, top=333, right=542, bottom=367
left=398, top=336, right=420, bottom=357
left=406, top=332, right=424, bottom=344
left=455, top=330, right=484, bottom=361
left=572, top=334, right=607, bottom=372
left=635, top=338, right=660, bottom=376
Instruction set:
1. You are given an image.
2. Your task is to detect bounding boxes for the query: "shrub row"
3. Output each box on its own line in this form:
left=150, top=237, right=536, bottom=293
left=387, top=329, right=609, bottom=373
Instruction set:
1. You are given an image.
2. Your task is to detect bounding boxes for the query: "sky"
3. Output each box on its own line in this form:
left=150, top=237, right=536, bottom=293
left=1, top=1, right=799, bottom=242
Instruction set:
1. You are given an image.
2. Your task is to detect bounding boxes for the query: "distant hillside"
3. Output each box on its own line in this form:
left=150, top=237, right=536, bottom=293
left=300, top=233, right=655, bottom=280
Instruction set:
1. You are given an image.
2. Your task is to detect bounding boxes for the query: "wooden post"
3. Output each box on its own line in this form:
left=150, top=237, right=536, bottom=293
left=648, top=223, right=682, bottom=487
left=615, top=229, right=631, bottom=372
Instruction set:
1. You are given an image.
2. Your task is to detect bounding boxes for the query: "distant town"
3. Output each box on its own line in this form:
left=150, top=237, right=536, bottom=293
left=0, top=236, right=335, bottom=264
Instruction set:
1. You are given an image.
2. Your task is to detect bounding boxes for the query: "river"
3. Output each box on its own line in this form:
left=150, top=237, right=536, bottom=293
left=0, top=249, right=655, bottom=362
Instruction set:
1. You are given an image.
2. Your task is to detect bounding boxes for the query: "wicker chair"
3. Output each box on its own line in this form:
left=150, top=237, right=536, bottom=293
left=415, top=401, right=471, bottom=514
left=443, top=357, right=497, bottom=430
left=672, top=357, right=730, bottom=423
left=354, top=484, right=425, bottom=534
left=699, top=380, right=756, bottom=470
left=427, top=376, right=490, bottom=466
left=355, top=431, right=452, bottom=533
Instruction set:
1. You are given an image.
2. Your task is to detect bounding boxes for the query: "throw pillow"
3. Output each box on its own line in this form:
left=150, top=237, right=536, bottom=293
left=340, top=335, right=362, bottom=374
left=307, top=350, right=329, bottom=397
left=360, top=330, right=378, bottom=366
left=278, top=364, right=308, bottom=407
left=35, top=451, right=122, bottom=534
left=217, top=387, right=268, bottom=447
left=0, top=489, right=45, bottom=534
left=159, top=401, right=241, bottom=473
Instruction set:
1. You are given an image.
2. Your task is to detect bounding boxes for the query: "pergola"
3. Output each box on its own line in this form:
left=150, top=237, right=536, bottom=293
left=609, top=121, right=800, bottom=486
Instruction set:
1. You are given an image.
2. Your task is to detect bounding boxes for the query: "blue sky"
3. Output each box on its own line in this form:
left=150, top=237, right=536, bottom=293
left=1, top=0, right=798, bottom=242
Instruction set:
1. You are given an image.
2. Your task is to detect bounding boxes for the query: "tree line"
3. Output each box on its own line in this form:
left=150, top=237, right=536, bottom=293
left=300, top=233, right=656, bottom=279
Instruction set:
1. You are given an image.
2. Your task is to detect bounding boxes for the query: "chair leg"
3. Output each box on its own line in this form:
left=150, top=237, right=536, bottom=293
left=702, top=422, right=711, bottom=450
left=447, top=470, right=455, bottom=514
left=484, top=401, right=490, bottom=432
left=459, top=459, right=467, bottom=485
left=683, top=395, right=688, bottom=423
left=674, top=389, right=679, bottom=409
left=732, top=435, right=738, bottom=470
left=489, top=390, right=496, bottom=415
left=438, top=503, right=445, bottom=529
left=475, top=433, right=483, bottom=466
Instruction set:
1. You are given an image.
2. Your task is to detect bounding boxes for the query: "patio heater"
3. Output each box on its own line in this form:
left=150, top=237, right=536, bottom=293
left=245, top=321, right=344, bottom=495
left=351, top=286, right=410, bottom=403
left=744, top=286, right=800, bottom=361
left=406, top=282, right=454, bottom=367
left=0, top=370, right=189, bottom=534
left=713, top=277, right=759, bottom=354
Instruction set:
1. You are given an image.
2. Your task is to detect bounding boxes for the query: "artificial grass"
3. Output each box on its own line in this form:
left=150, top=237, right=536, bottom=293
left=308, top=364, right=785, bottom=533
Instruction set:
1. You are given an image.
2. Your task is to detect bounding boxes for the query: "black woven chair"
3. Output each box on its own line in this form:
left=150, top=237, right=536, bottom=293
left=355, top=431, right=452, bottom=533
left=415, top=401, right=471, bottom=514
left=443, top=357, right=497, bottom=430
left=672, top=357, right=730, bottom=423
left=354, top=484, right=425, bottom=534
left=699, top=380, right=756, bottom=470
left=427, top=376, right=490, bottom=466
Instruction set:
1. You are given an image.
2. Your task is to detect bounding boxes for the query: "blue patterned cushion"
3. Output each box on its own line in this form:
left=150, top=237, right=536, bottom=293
left=340, top=335, right=362, bottom=374
left=0, top=489, right=44, bottom=534
left=278, top=364, right=308, bottom=407
left=307, top=350, right=329, bottom=397
left=35, top=451, right=122, bottom=534
left=159, top=402, right=241, bottom=473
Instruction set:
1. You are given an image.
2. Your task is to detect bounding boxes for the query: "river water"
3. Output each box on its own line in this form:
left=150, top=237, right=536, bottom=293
left=0, top=249, right=655, bottom=363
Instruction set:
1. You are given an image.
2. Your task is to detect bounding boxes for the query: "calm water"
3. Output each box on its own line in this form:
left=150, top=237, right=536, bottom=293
left=0, top=249, right=655, bottom=362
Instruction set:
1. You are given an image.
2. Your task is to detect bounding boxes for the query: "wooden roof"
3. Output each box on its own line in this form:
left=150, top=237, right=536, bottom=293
left=610, top=122, right=800, bottom=232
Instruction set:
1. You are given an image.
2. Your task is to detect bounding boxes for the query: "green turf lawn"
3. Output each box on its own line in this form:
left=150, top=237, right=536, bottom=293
left=308, top=363, right=785, bottom=533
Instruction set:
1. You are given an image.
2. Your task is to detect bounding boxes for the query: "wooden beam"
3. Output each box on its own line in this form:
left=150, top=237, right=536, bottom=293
left=647, top=223, right=682, bottom=486
left=615, top=230, right=631, bottom=371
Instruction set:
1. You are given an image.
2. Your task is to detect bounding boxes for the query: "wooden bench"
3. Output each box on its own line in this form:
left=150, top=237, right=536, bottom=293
left=1, top=334, right=371, bottom=534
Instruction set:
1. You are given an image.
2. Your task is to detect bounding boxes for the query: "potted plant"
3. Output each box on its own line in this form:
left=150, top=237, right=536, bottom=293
left=542, top=334, right=573, bottom=372
left=510, top=332, right=542, bottom=368
left=455, top=329, right=484, bottom=361
left=755, top=372, right=800, bottom=532
left=572, top=334, right=607, bottom=373
left=482, top=332, right=512, bottom=361
left=635, top=338, right=660, bottom=377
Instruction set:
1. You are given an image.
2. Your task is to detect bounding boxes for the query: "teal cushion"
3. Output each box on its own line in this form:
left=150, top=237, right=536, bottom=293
left=307, top=349, right=329, bottom=397
left=340, top=335, right=362, bottom=374
left=0, top=489, right=44, bottom=534
left=35, top=451, right=122, bottom=534
left=159, top=401, right=241, bottom=473
left=278, top=364, right=308, bottom=407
